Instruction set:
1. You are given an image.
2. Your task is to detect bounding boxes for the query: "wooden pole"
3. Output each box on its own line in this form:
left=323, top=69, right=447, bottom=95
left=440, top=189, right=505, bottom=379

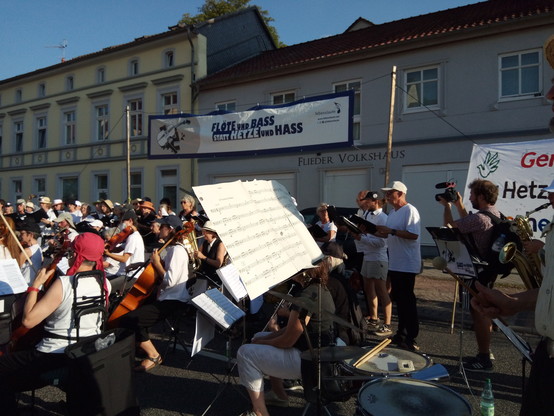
left=384, top=66, right=397, bottom=188
left=126, top=105, right=131, bottom=204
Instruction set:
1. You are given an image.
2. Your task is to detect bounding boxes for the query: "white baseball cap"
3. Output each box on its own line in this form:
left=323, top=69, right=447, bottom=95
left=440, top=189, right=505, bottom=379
left=382, top=181, right=408, bottom=194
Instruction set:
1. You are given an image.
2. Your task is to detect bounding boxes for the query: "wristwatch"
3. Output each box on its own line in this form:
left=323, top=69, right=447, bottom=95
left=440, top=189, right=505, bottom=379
left=390, top=229, right=397, bottom=236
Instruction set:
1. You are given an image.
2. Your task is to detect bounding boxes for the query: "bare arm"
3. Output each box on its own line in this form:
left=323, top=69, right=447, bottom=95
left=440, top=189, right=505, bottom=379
left=22, top=268, right=62, bottom=328
left=252, top=310, right=308, bottom=349
left=470, top=281, right=538, bottom=319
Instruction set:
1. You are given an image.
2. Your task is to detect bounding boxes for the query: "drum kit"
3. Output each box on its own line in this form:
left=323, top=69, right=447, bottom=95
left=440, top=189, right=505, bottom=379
left=270, top=290, right=472, bottom=416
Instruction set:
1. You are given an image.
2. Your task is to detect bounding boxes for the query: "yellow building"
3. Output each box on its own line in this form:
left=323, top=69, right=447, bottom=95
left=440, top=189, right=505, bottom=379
left=0, top=26, right=207, bottom=208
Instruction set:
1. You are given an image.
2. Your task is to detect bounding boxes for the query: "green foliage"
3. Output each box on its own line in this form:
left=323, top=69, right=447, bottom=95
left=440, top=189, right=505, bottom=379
left=179, top=0, right=284, bottom=47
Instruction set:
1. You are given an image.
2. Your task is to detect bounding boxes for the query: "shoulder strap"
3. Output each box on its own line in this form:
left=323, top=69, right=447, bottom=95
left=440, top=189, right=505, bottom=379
left=477, top=210, right=503, bottom=224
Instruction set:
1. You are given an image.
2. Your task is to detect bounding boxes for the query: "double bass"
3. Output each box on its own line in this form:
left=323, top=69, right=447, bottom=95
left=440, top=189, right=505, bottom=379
left=107, top=222, right=194, bottom=328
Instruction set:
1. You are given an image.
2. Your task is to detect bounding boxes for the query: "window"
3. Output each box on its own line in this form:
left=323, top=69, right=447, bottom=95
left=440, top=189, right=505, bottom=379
left=38, top=83, right=46, bottom=97
left=66, top=75, right=74, bottom=91
left=36, top=116, right=47, bottom=149
left=216, top=101, right=236, bottom=112
left=14, top=120, right=23, bottom=153
left=404, top=66, right=439, bottom=110
left=15, top=89, right=22, bottom=103
left=128, top=98, right=143, bottom=137
left=96, top=67, right=106, bottom=84
left=63, top=110, right=76, bottom=145
left=95, top=104, right=109, bottom=140
left=61, top=176, right=78, bottom=200
left=271, top=91, right=295, bottom=105
left=499, top=50, right=540, bottom=98
left=161, top=92, right=178, bottom=114
left=12, top=180, right=22, bottom=200
left=334, top=80, right=361, bottom=141
left=130, top=171, right=143, bottom=200
left=94, top=174, right=109, bottom=200
left=164, top=50, right=175, bottom=68
left=129, top=59, right=139, bottom=76
left=34, top=177, right=46, bottom=196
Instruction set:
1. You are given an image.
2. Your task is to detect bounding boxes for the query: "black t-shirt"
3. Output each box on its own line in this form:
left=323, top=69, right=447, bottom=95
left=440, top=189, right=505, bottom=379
left=291, top=283, right=335, bottom=352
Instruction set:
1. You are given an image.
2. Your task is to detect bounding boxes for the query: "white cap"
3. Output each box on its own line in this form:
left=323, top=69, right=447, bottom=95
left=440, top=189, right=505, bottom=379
left=53, top=199, right=63, bottom=205
left=75, top=200, right=82, bottom=206
left=381, top=181, right=408, bottom=194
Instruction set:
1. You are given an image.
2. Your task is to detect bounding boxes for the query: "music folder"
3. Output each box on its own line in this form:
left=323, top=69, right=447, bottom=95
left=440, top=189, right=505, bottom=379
left=307, top=224, right=327, bottom=238
left=344, top=214, right=378, bottom=235
left=191, top=289, right=245, bottom=330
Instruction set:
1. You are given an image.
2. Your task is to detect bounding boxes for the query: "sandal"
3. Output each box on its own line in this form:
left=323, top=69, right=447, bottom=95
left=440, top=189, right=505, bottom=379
left=135, top=355, right=162, bottom=372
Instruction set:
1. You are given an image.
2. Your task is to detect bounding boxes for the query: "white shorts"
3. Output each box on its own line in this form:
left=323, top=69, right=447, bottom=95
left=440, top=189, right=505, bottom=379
left=361, top=261, right=388, bottom=280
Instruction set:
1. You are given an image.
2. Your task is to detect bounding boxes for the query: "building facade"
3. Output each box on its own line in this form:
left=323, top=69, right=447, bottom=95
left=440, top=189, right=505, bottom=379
left=196, top=0, right=554, bottom=251
left=0, top=6, right=275, bottom=209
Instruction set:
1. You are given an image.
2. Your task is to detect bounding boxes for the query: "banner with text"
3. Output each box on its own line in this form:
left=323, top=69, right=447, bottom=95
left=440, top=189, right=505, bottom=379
left=466, top=138, right=554, bottom=238
left=148, top=91, right=353, bottom=159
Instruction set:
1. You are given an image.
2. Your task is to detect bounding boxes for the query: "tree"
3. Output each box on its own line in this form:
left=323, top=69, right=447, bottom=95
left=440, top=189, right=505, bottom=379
left=179, top=0, right=283, bottom=47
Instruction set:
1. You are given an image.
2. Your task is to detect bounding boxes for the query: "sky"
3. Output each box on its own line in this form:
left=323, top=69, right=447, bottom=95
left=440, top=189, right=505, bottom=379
left=0, top=0, right=482, bottom=81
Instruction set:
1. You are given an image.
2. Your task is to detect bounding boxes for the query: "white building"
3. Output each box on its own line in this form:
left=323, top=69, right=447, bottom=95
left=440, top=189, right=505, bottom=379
left=196, top=0, right=554, bottom=253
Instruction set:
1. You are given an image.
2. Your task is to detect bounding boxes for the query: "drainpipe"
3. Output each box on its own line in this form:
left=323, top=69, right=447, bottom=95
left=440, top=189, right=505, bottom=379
left=186, top=26, right=198, bottom=189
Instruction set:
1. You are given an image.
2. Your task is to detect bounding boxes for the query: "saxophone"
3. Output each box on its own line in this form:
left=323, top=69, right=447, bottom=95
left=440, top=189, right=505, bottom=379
left=498, top=203, right=550, bottom=289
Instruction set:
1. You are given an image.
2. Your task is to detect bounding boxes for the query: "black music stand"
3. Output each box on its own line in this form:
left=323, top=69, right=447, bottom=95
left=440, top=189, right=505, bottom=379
left=191, top=289, right=248, bottom=416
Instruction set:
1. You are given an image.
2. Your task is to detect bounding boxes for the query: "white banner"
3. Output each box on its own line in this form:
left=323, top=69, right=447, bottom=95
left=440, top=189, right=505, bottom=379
left=148, top=91, right=353, bottom=158
left=466, top=138, right=554, bottom=238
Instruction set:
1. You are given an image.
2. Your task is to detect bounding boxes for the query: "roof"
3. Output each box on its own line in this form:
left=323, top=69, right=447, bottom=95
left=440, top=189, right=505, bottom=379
left=199, top=0, right=554, bottom=89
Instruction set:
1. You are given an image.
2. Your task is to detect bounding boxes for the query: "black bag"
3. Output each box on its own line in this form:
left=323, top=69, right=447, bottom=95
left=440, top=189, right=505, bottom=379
left=478, top=211, right=522, bottom=278
left=64, top=328, right=139, bottom=416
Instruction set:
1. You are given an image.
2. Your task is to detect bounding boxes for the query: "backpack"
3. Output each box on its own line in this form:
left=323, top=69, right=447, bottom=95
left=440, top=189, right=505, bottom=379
left=477, top=211, right=522, bottom=278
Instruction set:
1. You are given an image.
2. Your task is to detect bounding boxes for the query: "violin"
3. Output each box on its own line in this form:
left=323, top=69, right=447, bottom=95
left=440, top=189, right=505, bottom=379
left=105, top=226, right=133, bottom=252
left=107, top=225, right=193, bottom=328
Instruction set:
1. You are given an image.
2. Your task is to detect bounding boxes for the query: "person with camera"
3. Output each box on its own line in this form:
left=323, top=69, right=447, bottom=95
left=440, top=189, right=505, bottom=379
left=438, top=178, right=501, bottom=372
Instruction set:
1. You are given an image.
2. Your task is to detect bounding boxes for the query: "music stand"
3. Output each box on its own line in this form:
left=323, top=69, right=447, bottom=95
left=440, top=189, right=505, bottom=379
left=191, top=289, right=248, bottom=416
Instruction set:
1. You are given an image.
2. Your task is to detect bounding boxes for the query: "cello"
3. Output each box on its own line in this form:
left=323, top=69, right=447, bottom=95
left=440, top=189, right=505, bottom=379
left=4, top=231, right=71, bottom=354
left=107, top=222, right=194, bottom=328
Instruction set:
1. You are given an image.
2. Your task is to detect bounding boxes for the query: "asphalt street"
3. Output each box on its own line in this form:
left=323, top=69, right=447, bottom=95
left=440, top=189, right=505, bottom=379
left=20, top=261, right=537, bottom=415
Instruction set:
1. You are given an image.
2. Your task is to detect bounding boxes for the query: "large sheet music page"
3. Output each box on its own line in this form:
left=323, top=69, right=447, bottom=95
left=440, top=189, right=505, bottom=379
left=193, top=180, right=323, bottom=299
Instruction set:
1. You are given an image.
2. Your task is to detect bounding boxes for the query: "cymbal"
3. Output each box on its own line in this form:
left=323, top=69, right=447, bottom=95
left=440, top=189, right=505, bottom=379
left=268, top=290, right=362, bottom=333
left=301, top=345, right=366, bottom=362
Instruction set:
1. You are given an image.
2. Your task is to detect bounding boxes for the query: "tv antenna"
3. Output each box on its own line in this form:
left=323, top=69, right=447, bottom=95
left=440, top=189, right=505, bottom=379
left=45, top=39, right=68, bottom=62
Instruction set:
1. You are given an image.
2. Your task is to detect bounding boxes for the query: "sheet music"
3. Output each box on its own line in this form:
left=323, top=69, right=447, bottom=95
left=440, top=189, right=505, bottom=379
left=193, top=180, right=323, bottom=299
left=192, top=288, right=245, bottom=330
left=0, top=259, right=28, bottom=295
left=217, top=263, right=248, bottom=302
left=426, top=227, right=477, bottom=278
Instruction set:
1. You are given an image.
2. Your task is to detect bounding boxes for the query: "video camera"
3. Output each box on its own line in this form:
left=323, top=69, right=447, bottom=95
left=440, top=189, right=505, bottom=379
left=435, top=181, right=458, bottom=202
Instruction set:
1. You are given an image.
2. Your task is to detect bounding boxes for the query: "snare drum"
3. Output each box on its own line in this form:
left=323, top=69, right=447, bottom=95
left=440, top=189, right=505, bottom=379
left=343, top=346, right=432, bottom=378
left=357, top=378, right=471, bottom=416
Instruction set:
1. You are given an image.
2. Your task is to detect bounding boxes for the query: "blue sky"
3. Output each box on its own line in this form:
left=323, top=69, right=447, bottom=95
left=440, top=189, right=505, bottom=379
left=0, top=0, right=481, bottom=80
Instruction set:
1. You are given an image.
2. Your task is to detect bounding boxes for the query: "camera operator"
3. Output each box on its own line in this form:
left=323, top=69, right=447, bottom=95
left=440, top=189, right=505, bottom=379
left=437, top=178, right=501, bottom=372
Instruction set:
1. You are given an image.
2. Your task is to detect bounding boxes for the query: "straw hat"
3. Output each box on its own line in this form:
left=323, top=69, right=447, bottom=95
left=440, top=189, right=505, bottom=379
left=545, top=35, right=554, bottom=69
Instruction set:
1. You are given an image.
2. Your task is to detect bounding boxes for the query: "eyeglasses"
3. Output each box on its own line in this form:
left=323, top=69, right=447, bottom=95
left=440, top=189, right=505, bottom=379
left=385, top=190, right=397, bottom=196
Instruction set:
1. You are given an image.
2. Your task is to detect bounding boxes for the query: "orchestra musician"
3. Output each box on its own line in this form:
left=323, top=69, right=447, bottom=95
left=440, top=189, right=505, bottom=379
left=237, top=261, right=335, bottom=416
left=104, top=209, right=145, bottom=280
left=193, top=221, right=227, bottom=288
left=118, top=215, right=191, bottom=371
left=18, top=220, right=43, bottom=285
left=179, top=194, right=199, bottom=222
left=0, top=216, right=23, bottom=263
left=0, top=233, right=108, bottom=416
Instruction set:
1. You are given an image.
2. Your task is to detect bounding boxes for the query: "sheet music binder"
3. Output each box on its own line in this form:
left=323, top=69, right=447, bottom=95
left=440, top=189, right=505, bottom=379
left=308, top=224, right=328, bottom=238
left=344, top=214, right=378, bottom=235
left=191, top=289, right=245, bottom=330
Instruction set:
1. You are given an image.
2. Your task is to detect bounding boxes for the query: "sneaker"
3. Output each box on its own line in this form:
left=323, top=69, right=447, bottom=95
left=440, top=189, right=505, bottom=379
left=264, top=390, right=289, bottom=407
left=463, top=354, right=493, bottom=372
left=489, top=352, right=495, bottom=361
left=365, top=318, right=380, bottom=331
left=239, top=411, right=257, bottom=416
left=374, top=324, right=393, bottom=337
left=283, top=379, right=303, bottom=391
